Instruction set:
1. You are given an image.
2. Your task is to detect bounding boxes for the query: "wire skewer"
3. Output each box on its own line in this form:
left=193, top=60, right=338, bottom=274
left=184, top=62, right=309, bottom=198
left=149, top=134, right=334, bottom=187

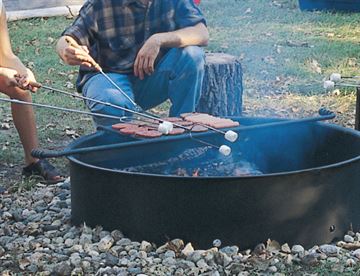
left=188, top=132, right=231, bottom=156
left=64, top=37, right=143, bottom=112
left=0, top=97, right=127, bottom=121
left=29, top=82, right=238, bottom=142
left=0, top=97, right=232, bottom=156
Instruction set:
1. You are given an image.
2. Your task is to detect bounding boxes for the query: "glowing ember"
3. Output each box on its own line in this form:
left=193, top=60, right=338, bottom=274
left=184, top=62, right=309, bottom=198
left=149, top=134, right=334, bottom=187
left=121, top=147, right=263, bottom=177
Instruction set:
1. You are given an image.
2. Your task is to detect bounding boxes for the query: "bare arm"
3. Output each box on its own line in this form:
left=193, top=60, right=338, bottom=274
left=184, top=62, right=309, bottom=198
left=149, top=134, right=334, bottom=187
left=152, top=23, right=209, bottom=48
left=134, top=23, right=209, bottom=79
left=0, top=5, right=37, bottom=91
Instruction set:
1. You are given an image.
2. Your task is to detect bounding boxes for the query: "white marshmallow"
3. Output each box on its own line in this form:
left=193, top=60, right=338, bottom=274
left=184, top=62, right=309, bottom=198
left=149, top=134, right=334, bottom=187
left=224, top=130, right=238, bottom=142
left=158, top=123, right=172, bottom=135
left=330, top=73, right=341, bottom=82
left=219, top=145, right=231, bottom=156
left=323, top=80, right=335, bottom=91
left=162, top=121, right=174, bottom=132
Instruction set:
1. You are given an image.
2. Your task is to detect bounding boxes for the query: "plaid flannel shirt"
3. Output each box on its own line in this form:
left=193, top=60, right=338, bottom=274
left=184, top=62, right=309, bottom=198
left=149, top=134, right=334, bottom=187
left=62, top=0, right=206, bottom=90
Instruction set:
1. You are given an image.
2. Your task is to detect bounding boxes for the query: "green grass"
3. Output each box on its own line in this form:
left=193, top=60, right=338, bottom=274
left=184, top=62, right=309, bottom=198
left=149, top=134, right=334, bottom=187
left=203, top=0, right=360, bottom=92
left=0, top=1, right=359, bottom=182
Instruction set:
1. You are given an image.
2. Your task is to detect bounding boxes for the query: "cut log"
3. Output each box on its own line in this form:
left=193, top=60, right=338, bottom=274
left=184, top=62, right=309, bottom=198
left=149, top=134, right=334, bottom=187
left=197, top=53, right=243, bottom=116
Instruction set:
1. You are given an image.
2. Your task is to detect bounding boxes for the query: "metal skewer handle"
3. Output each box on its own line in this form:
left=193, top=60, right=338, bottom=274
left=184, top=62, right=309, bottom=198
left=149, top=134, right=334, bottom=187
left=0, top=97, right=127, bottom=121
left=64, top=37, right=141, bottom=111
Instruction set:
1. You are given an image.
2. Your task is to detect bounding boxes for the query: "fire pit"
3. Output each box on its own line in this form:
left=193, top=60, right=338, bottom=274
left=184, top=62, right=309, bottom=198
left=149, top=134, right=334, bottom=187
left=66, top=117, right=360, bottom=248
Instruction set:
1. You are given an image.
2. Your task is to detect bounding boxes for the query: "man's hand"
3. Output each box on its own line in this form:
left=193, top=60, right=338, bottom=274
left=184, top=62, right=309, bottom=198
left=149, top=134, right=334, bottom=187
left=0, top=67, right=38, bottom=92
left=0, top=67, right=19, bottom=86
left=16, top=68, right=38, bottom=92
left=134, top=35, right=161, bottom=80
left=57, top=36, right=99, bottom=69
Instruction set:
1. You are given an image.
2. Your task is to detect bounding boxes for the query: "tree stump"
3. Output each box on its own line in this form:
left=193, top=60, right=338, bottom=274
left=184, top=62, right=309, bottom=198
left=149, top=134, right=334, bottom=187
left=197, top=53, right=243, bottom=116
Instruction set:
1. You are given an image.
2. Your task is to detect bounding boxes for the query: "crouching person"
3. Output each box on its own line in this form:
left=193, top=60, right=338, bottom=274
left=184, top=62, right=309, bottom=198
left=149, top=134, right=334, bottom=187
left=56, top=0, right=209, bottom=126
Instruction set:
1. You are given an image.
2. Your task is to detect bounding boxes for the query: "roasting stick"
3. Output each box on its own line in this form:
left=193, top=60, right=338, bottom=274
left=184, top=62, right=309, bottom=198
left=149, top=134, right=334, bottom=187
left=30, top=82, right=238, bottom=142
left=187, top=122, right=238, bottom=142
left=0, top=98, right=232, bottom=156
left=30, top=81, right=175, bottom=128
left=324, top=73, right=360, bottom=91
left=324, top=81, right=360, bottom=90
left=64, top=38, right=142, bottom=112
left=188, top=132, right=231, bottom=156
left=329, top=73, right=360, bottom=82
left=0, top=97, right=129, bottom=121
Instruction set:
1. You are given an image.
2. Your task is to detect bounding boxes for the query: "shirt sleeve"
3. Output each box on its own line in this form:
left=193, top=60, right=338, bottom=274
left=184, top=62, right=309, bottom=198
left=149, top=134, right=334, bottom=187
left=175, top=0, right=207, bottom=29
left=62, top=1, right=97, bottom=47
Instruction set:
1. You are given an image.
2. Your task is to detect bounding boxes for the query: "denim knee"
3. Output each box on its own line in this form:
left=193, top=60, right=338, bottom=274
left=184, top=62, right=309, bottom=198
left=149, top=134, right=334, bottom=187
left=179, top=46, right=205, bottom=73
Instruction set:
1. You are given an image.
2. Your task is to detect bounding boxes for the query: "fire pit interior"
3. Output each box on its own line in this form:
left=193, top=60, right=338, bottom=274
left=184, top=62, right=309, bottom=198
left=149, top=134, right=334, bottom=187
left=68, top=117, right=360, bottom=248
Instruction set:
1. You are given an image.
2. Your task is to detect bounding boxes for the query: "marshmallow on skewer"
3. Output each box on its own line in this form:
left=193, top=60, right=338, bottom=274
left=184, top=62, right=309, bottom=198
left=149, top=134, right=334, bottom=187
left=219, top=145, right=231, bottom=156
left=330, top=73, right=341, bottom=83
left=158, top=122, right=173, bottom=135
left=162, top=121, right=173, bottom=132
left=323, top=80, right=335, bottom=91
left=224, top=130, right=238, bottom=143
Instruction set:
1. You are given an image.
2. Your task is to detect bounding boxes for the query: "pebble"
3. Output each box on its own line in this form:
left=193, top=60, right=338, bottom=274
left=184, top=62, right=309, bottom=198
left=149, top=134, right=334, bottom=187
left=220, top=245, right=239, bottom=256
left=319, top=244, right=339, bottom=256
left=346, top=258, right=356, bottom=267
left=170, top=238, right=184, bottom=251
left=327, top=257, right=339, bottom=263
left=213, top=239, right=222, bottom=248
left=104, top=252, right=119, bottom=266
left=291, top=245, right=305, bottom=256
left=196, top=258, right=209, bottom=270
left=98, top=235, right=114, bottom=252
left=188, top=250, right=204, bottom=263
left=268, top=265, right=277, bottom=273
left=301, top=253, right=320, bottom=266
left=164, top=250, right=176, bottom=258
left=140, top=240, right=153, bottom=253
left=162, top=256, right=177, bottom=266
left=1, top=181, right=360, bottom=275
left=344, top=235, right=354, bottom=243
left=181, top=243, right=194, bottom=257
left=281, top=243, right=291, bottom=253
left=356, top=232, right=360, bottom=241
left=353, top=249, right=360, bottom=259
left=111, top=229, right=124, bottom=241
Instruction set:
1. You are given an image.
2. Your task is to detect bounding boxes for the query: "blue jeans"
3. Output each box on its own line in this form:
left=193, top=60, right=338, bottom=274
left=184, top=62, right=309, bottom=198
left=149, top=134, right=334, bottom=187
left=82, top=46, right=205, bottom=126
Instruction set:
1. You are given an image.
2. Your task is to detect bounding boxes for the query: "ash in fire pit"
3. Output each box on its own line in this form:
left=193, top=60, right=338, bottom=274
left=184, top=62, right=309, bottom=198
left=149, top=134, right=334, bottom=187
left=121, top=146, right=263, bottom=177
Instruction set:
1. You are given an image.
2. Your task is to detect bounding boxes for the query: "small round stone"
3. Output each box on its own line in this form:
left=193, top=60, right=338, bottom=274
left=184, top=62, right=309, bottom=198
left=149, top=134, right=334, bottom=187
left=213, top=239, right=222, bottom=248
left=344, top=235, right=354, bottom=243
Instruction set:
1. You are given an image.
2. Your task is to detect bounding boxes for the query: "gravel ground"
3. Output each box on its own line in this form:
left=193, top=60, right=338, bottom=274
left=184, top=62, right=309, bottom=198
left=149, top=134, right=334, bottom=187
left=1, top=179, right=360, bottom=275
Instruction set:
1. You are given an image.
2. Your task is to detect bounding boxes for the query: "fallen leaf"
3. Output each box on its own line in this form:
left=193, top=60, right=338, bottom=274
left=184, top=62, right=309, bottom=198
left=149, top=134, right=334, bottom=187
left=244, top=8, right=252, bottom=14
left=1, top=123, right=10, bottom=130
left=46, top=123, right=56, bottom=129
left=308, top=59, right=322, bottom=74
left=19, top=258, right=30, bottom=270
left=266, top=239, right=280, bottom=253
left=65, top=81, right=74, bottom=89
left=348, top=58, right=357, bottom=67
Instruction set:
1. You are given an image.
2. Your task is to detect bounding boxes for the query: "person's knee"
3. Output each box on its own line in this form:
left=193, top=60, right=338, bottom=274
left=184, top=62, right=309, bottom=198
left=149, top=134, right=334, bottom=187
left=83, top=75, right=132, bottom=116
left=86, top=95, right=127, bottom=117
left=180, top=46, right=205, bottom=72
